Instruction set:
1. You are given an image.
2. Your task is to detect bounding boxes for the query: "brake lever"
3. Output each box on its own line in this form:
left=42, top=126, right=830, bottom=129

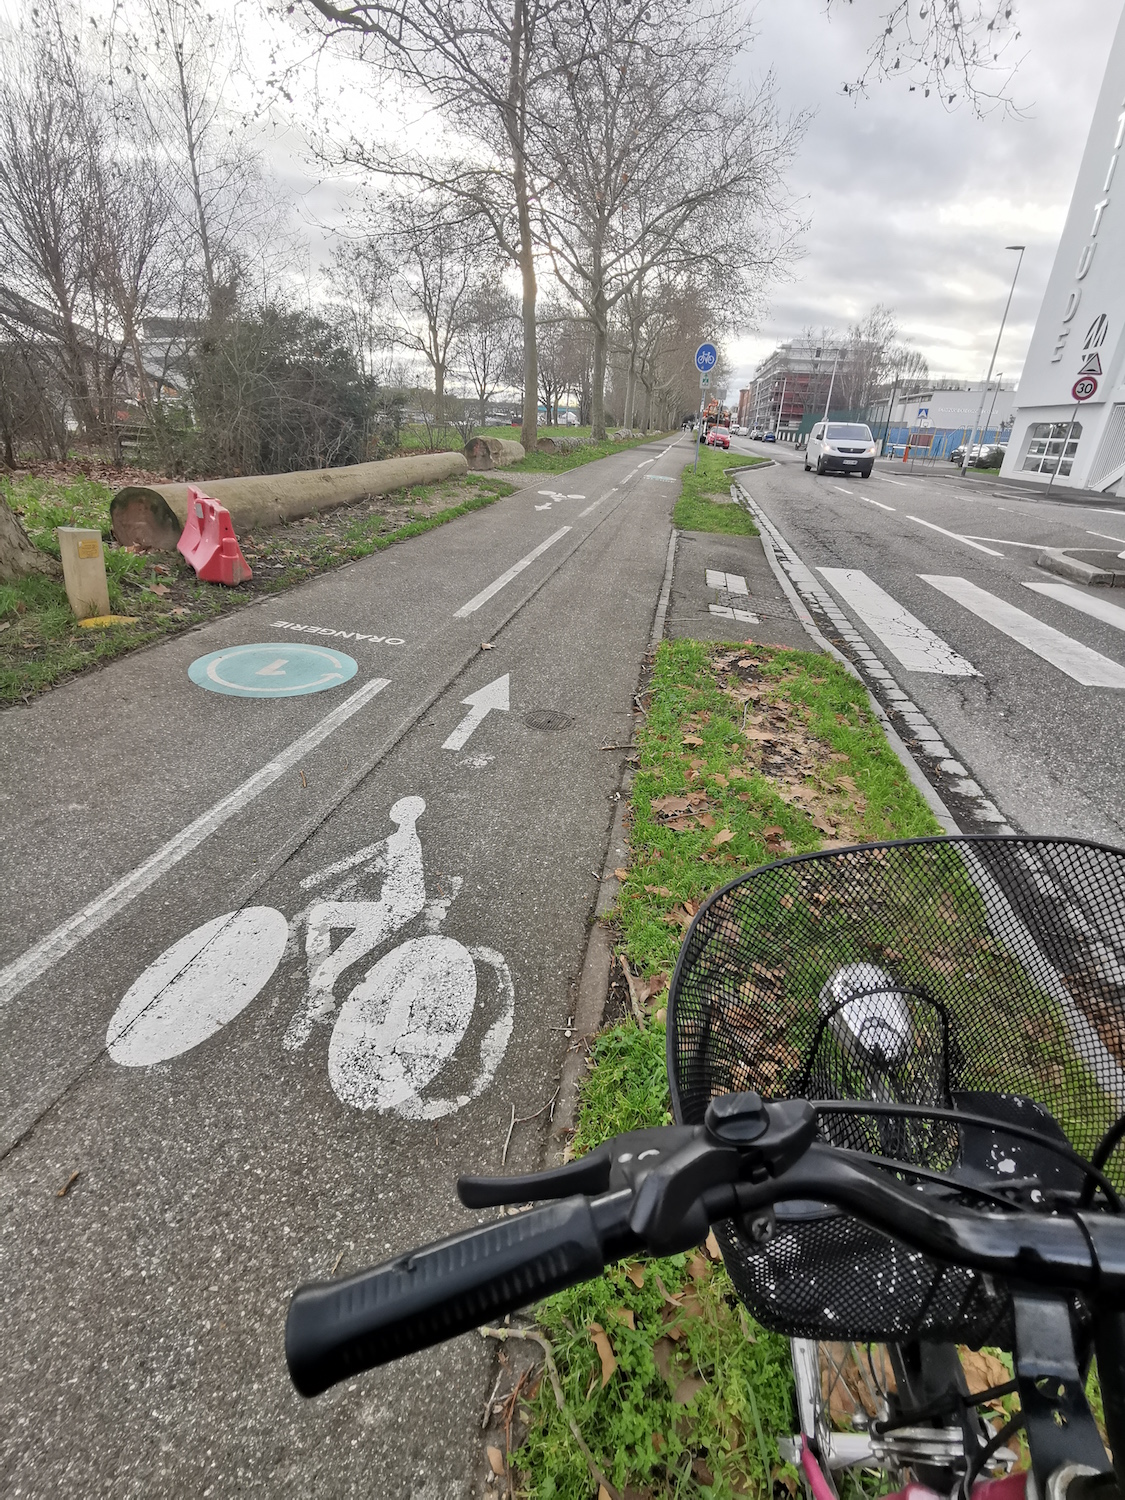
left=458, top=1126, right=701, bottom=1208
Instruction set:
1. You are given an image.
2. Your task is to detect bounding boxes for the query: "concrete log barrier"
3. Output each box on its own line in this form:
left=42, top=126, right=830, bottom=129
left=463, top=436, right=525, bottom=471
left=536, top=435, right=585, bottom=455
left=110, top=450, right=470, bottom=551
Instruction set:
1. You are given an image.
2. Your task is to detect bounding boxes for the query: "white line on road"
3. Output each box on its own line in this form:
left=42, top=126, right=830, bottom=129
left=578, top=489, right=615, bottom=517
left=906, top=516, right=1004, bottom=556
left=1087, top=529, right=1125, bottom=546
left=859, top=495, right=895, bottom=511
left=454, top=527, right=571, bottom=617
left=963, top=537, right=1046, bottom=548
left=442, top=673, right=510, bottom=751
left=819, top=568, right=979, bottom=676
left=0, top=676, right=393, bottom=1010
left=833, top=486, right=855, bottom=495
left=871, top=475, right=914, bottom=487
left=921, top=575, right=1125, bottom=688
left=1023, top=581, right=1125, bottom=634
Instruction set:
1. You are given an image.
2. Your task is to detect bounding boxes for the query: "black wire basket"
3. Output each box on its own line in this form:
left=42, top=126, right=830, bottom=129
left=666, top=836, right=1125, bottom=1347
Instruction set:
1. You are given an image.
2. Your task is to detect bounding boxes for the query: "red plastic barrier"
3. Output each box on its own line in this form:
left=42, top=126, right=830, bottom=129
left=177, top=486, right=252, bottom=586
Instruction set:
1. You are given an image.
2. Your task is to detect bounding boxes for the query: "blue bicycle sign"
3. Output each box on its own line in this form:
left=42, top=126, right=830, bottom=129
left=695, top=342, right=718, bottom=373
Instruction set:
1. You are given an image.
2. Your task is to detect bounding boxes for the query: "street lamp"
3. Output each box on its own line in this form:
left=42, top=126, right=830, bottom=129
left=962, top=245, right=1025, bottom=475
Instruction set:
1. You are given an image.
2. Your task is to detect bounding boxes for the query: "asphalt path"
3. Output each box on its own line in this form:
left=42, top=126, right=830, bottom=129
left=731, top=437, right=1125, bottom=845
left=0, top=435, right=689, bottom=1497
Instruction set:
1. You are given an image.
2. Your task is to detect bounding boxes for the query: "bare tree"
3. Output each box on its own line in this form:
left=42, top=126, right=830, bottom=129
left=830, top=0, right=1025, bottom=113
left=532, top=0, right=803, bottom=438
left=109, top=0, right=276, bottom=321
left=370, top=192, right=490, bottom=424
left=287, top=0, right=581, bottom=455
left=459, top=275, right=520, bottom=426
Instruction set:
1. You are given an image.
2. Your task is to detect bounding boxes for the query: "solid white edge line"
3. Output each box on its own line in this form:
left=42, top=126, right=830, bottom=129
left=0, top=676, right=392, bottom=1009
left=907, top=515, right=1004, bottom=556
left=453, top=526, right=571, bottom=616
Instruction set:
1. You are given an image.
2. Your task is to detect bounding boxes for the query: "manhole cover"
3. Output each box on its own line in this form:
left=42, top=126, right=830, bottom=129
left=524, top=708, right=575, bottom=731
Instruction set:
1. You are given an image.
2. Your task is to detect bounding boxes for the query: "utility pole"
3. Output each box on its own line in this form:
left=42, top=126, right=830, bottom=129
left=881, top=369, right=900, bottom=455
left=776, top=375, right=788, bottom=438
left=822, top=351, right=840, bottom=421
left=962, top=245, right=1025, bottom=475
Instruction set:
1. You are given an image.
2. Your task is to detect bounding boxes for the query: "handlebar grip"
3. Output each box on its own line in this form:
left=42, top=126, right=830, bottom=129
left=286, top=1197, right=607, bottom=1397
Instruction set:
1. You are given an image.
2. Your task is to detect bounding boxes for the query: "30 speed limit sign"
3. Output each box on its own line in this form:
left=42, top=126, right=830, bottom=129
left=1072, top=375, right=1099, bottom=401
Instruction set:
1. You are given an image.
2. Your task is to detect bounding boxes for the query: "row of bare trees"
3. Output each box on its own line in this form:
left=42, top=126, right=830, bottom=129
left=293, top=0, right=805, bottom=446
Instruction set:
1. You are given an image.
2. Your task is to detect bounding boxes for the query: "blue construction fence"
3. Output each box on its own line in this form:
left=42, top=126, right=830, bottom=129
left=880, top=424, right=1011, bottom=460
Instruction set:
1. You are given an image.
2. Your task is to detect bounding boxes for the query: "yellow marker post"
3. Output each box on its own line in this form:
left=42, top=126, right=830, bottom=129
left=56, top=527, right=111, bottom=620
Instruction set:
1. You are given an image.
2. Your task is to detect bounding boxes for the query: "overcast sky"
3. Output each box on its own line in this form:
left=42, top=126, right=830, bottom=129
left=259, top=0, right=1125, bottom=398
left=6, top=0, right=1118, bottom=402
left=724, top=0, right=1124, bottom=395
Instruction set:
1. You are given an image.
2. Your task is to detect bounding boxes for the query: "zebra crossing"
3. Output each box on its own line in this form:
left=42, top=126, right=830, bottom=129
left=816, top=568, right=1125, bottom=690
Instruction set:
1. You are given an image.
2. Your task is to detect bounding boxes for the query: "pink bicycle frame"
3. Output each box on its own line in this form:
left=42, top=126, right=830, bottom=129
left=798, top=1434, right=1029, bottom=1500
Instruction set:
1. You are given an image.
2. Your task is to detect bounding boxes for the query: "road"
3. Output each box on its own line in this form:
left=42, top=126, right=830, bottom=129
left=730, top=436, right=1125, bottom=844
left=0, top=436, right=688, bottom=1498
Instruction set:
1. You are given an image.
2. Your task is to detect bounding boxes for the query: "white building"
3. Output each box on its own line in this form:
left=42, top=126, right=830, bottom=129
left=1002, top=7, right=1125, bottom=493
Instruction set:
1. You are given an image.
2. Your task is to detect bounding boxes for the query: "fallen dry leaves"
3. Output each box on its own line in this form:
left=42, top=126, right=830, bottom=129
left=588, top=1324, right=618, bottom=1386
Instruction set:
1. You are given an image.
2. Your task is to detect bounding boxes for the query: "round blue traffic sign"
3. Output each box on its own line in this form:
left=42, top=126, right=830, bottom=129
left=188, top=642, right=359, bottom=698
left=695, top=342, right=718, bottom=373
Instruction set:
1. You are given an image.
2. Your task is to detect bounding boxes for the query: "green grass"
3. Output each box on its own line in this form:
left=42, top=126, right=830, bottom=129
left=510, top=432, right=669, bottom=474
left=516, top=638, right=940, bottom=1499
left=672, top=449, right=765, bottom=535
left=0, top=472, right=510, bottom=704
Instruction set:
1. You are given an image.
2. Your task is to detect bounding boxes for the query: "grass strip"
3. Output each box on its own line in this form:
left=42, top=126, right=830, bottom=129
left=515, top=638, right=940, bottom=1499
left=0, top=474, right=508, bottom=705
left=673, top=448, right=765, bottom=535
left=510, top=433, right=670, bottom=474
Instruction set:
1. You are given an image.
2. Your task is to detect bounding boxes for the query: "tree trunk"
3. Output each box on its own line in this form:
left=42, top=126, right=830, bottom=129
left=590, top=315, right=608, bottom=441
left=434, top=361, right=445, bottom=426
left=0, top=497, right=58, bottom=582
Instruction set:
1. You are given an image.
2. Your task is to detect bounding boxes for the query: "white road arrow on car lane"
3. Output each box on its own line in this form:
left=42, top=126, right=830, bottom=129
left=443, top=674, right=510, bottom=751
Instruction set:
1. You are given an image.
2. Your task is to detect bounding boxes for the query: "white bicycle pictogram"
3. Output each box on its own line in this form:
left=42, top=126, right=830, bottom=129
left=105, top=796, right=515, bottom=1121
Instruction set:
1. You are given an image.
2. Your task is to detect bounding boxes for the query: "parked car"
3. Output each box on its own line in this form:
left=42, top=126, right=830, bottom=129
left=707, top=426, right=731, bottom=450
left=948, top=442, right=1006, bottom=468
left=562, top=412, right=579, bottom=427
left=748, top=428, right=763, bottom=440
left=762, top=431, right=776, bottom=443
left=804, top=421, right=877, bottom=476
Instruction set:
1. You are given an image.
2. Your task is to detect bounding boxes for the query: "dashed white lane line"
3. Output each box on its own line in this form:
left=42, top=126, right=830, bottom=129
left=1023, top=581, right=1125, bottom=634
left=832, top=486, right=855, bottom=496
left=454, top=527, right=571, bottom=616
left=859, top=494, right=895, bottom=511
left=906, top=515, right=1004, bottom=556
left=871, top=475, right=915, bottom=487
left=921, top=576, right=1125, bottom=688
left=0, top=675, right=393, bottom=1009
left=818, top=568, right=979, bottom=676
left=578, top=489, right=615, bottom=517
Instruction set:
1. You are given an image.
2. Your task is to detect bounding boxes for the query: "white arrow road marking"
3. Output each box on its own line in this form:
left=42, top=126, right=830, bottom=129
left=443, top=674, right=510, bottom=751
left=1023, top=581, right=1125, bottom=633
left=819, top=568, right=980, bottom=676
left=256, top=658, right=289, bottom=676
left=921, top=575, right=1125, bottom=688
left=454, top=528, right=571, bottom=617
left=0, top=676, right=391, bottom=1009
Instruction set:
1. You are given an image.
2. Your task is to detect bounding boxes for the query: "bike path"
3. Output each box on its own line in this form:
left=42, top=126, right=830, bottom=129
left=0, top=436, right=690, bottom=1497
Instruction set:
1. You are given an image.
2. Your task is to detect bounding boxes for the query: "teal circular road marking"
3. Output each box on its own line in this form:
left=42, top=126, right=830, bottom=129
left=188, top=642, right=359, bottom=698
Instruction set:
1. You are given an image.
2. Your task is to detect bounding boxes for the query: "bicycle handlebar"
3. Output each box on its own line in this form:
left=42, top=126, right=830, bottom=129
left=285, top=1094, right=1125, bottom=1398
left=286, top=1192, right=636, bottom=1397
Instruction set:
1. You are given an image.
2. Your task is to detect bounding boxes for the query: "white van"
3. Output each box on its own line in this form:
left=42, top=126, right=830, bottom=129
left=804, top=422, right=877, bottom=478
